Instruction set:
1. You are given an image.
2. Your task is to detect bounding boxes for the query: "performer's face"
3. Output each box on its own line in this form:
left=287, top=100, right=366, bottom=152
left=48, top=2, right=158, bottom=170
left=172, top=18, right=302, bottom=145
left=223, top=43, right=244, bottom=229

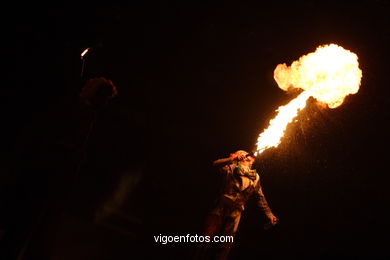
left=239, top=154, right=255, bottom=167
left=247, top=156, right=255, bottom=166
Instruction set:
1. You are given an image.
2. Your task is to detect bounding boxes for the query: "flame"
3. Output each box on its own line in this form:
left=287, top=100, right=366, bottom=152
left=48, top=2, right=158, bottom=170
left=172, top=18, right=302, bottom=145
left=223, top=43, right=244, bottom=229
left=81, top=48, right=90, bottom=58
left=255, top=44, right=362, bottom=155
left=255, top=91, right=310, bottom=155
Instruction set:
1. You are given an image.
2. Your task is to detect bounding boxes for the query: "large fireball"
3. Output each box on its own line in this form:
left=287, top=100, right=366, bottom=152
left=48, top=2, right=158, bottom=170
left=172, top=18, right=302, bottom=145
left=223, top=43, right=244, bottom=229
left=255, top=44, right=362, bottom=155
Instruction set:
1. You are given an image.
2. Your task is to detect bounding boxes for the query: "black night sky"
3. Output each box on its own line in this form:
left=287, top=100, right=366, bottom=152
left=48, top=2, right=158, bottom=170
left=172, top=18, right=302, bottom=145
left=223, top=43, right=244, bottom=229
left=2, top=1, right=390, bottom=259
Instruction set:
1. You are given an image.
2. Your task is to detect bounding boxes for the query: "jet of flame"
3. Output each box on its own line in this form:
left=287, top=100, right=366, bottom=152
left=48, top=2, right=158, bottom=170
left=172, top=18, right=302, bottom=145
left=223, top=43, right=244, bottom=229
left=255, top=44, right=362, bottom=155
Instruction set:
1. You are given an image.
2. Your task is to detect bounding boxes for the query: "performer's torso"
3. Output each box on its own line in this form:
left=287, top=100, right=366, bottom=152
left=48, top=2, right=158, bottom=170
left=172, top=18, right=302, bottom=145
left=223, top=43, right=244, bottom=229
left=220, top=164, right=259, bottom=205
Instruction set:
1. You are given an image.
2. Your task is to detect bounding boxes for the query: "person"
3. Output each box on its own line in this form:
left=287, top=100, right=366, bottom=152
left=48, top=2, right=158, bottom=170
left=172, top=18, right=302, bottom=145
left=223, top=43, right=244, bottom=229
left=197, top=150, right=278, bottom=260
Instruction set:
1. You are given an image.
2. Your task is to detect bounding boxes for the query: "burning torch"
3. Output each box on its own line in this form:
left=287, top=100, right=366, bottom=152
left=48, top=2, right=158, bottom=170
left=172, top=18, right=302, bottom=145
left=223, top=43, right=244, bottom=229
left=80, top=47, right=90, bottom=79
left=80, top=43, right=102, bottom=79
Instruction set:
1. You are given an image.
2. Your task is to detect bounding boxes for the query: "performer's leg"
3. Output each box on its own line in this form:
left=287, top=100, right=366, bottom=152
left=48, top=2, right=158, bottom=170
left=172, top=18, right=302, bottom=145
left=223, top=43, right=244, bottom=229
left=215, top=210, right=241, bottom=260
left=203, top=214, right=223, bottom=237
left=192, top=213, right=223, bottom=260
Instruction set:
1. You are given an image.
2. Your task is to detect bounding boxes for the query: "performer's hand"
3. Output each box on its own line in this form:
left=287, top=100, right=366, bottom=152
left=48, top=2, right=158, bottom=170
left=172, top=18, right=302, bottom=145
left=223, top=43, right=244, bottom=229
left=235, top=154, right=246, bottom=161
left=269, top=215, right=278, bottom=226
left=264, top=215, right=278, bottom=230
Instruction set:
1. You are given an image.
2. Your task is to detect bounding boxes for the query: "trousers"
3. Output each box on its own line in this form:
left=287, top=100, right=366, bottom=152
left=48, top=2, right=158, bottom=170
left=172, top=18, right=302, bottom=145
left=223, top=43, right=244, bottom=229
left=195, top=199, right=243, bottom=260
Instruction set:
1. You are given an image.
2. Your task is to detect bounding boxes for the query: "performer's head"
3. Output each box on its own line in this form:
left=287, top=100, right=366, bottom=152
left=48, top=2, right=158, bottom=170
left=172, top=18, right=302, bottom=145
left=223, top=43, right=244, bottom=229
left=232, top=150, right=255, bottom=166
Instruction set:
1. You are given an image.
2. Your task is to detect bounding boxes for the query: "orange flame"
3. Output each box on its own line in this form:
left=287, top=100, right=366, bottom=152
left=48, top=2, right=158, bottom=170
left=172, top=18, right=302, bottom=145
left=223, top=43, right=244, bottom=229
left=255, top=44, right=362, bottom=155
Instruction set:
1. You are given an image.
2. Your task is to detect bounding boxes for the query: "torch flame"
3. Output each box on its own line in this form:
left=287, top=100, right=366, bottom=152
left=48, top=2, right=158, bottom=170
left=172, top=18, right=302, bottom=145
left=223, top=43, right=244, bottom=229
left=255, top=44, right=362, bottom=155
left=81, top=48, right=90, bottom=58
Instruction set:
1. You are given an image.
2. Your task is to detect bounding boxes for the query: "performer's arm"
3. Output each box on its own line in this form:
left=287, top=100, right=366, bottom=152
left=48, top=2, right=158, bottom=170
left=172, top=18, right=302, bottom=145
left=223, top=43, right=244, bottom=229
left=212, top=157, right=233, bottom=167
left=212, top=153, right=246, bottom=167
left=254, top=179, right=278, bottom=225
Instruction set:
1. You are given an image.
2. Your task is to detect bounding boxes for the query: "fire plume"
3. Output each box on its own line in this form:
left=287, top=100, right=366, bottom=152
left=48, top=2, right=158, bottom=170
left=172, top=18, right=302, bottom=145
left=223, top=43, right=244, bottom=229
left=255, top=44, right=362, bottom=155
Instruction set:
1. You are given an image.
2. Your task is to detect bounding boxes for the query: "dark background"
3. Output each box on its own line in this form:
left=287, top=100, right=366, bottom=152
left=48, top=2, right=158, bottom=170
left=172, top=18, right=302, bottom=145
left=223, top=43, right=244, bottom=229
left=1, top=1, right=389, bottom=259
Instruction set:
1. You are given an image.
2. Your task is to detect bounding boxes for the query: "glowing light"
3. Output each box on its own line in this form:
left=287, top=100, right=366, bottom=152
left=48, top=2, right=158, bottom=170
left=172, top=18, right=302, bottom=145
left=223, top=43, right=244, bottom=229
left=255, top=91, right=310, bottom=155
left=81, top=48, right=90, bottom=58
left=255, top=44, right=362, bottom=155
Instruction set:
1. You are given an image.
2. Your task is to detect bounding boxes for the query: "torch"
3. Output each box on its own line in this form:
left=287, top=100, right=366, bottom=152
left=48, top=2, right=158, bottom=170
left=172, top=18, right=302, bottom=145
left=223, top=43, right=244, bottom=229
left=80, top=47, right=90, bottom=79
left=245, top=152, right=256, bottom=158
left=80, top=43, right=102, bottom=79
